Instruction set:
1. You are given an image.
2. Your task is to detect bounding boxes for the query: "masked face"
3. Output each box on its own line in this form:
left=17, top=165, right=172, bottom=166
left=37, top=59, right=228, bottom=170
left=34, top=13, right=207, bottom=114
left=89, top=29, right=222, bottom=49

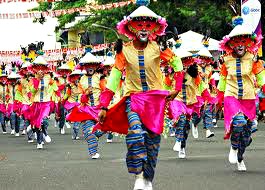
left=136, top=30, right=149, bottom=42
left=233, top=45, right=247, bottom=57
left=129, top=20, right=158, bottom=42
left=86, top=68, right=95, bottom=76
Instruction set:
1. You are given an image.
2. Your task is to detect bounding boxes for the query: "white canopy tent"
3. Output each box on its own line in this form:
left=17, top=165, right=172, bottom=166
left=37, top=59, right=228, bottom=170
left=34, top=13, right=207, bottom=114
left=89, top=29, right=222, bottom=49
left=176, top=30, right=220, bottom=52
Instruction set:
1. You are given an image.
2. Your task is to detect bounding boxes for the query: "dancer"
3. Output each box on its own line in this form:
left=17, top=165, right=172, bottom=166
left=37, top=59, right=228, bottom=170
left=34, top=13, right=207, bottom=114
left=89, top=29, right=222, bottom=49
left=64, top=69, right=83, bottom=140
left=191, top=47, right=216, bottom=139
left=29, top=55, right=53, bottom=149
left=218, top=16, right=264, bottom=171
left=96, top=3, right=183, bottom=190
left=0, top=65, right=8, bottom=134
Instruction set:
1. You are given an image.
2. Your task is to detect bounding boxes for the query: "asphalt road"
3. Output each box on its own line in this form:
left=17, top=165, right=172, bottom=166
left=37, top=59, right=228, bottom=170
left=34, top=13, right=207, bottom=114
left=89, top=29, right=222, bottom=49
left=0, top=119, right=265, bottom=190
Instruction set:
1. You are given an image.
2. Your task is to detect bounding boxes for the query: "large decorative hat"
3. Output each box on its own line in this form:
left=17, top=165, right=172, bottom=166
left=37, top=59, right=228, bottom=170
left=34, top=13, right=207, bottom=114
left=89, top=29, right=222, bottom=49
left=103, top=52, right=115, bottom=66
left=69, top=69, right=83, bottom=76
left=117, top=1, right=167, bottom=41
left=8, top=71, right=20, bottom=79
left=174, top=48, right=194, bottom=67
left=79, top=51, right=101, bottom=70
left=196, top=48, right=214, bottom=64
left=30, top=55, right=50, bottom=73
left=57, top=63, right=72, bottom=76
left=219, top=16, right=262, bottom=54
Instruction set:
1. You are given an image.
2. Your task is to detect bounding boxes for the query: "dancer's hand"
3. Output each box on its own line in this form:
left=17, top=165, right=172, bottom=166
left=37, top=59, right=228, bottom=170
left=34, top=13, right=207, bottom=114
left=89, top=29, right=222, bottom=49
left=166, top=90, right=179, bottom=101
left=98, top=110, right=107, bottom=124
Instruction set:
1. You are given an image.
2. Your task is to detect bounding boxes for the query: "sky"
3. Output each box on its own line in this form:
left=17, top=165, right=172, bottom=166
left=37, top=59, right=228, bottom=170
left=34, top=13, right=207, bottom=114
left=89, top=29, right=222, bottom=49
left=0, top=2, right=58, bottom=51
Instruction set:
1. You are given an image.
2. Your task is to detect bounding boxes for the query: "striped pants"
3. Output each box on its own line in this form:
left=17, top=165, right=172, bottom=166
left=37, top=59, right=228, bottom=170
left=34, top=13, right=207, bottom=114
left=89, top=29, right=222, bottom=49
left=230, top=114, right=252, bottom=162
left=0, top=112, right=6, bottom=132
left=126, top=98, right=161, bottom=181
left=175, top=114, right=190, bottom=149
left=81, top=120, right=98, bottom=156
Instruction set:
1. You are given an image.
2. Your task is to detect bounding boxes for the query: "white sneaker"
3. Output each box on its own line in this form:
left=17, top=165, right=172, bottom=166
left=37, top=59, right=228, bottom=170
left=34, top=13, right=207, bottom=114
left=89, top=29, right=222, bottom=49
left=144, top=179, right=153, bottom=190
left=91, top=153, right=100, bottom=159
left=229, top=147, right=238, bottom=164
left=169, top=132, right=175, bottom=137
left=173, top=141, right=181, bottom=152
left=133, top=177, right=145, bottom=190
left=206, top=129, right=214, bottom=138
left=15, top=133, right=19, bottom=137
left=213, top=124, right=218, bottom=128
left=106, top=139, right=113, bottom=143
left=178, top=148, right=186, bottom=159
left=65, top=122, right=71, bottom=129
left=192, top=123, right=199, bottom=139
left=28, top=139, right=34, bottom=143
left=37, top=143, right=43, bottom=149
left=22, top=130, right=26, bottom=135
left=237, top=160, right=246, bottom=171
left=72, top=136, right=80, bottom=140
left=44, top=135, right=52, bottom=143
left=60, top=127, right=65, bottom=135
left=10, top=129, right=15, bottom=135
left=2, top=131, right=7, bottom=134
left=26, top=125, right=31, bottom=132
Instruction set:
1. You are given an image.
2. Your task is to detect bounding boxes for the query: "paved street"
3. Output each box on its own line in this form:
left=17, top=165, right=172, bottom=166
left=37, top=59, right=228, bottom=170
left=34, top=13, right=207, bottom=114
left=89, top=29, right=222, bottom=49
left=0, top=119, right=265, bottom=190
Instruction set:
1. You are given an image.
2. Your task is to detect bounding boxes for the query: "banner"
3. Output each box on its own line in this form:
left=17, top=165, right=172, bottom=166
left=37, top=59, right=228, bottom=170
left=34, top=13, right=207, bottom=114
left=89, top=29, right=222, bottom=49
left=0, top=0, right=134, bottom=19
left=0, top=43, right=112, bottom=63
left=241, top=0, right=262, bottom=56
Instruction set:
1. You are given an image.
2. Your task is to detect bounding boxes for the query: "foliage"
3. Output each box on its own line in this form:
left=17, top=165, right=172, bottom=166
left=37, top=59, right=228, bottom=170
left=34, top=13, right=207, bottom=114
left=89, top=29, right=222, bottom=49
left=32, top=0, right=263, bottom=43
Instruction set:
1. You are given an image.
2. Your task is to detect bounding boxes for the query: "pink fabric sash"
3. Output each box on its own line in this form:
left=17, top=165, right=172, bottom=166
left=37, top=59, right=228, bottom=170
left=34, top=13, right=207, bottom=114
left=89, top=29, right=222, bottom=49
left=29, top=102, right=51, bottom=128
left=64, top=101, right=80, bottom=111
left=224, top=96, right=256, bottom=138
left=0, top=103, right=6, bottom=113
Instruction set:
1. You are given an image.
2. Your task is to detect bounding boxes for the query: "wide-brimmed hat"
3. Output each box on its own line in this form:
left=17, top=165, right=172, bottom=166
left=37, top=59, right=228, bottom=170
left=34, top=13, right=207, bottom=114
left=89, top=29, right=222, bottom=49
left=8, top=71, right=20, bottom=79
left=219, top=16, right=262, bottom=54
left=174, top=48, right=194, bottom=67
left=117, top=5, right=167, bottom=40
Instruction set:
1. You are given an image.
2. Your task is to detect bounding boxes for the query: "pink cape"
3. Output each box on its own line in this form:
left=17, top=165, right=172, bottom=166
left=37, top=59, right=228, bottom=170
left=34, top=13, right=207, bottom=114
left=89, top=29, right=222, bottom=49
left=67, top=90, right=169, bottom=135
left=66, top=105, right=100, bottom=122
left=0, top=103, right=6, bottom=113
left=21, top=104, right=31, bottom=120
left=64, top=101, right=80, bottom=111
left=168, top=95, right=204, bottom=121
left=7, top=102, right=21, bottom=117
left=94, top=90, right=169, bottom=135
left=223, top=96, right=256, bottom=139
left=29, top=102, right=51, bottom=129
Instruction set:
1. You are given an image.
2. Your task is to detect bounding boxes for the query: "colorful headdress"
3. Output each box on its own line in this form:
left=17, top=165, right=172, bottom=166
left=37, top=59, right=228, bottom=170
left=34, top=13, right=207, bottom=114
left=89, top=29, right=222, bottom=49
left=103, top=52, right=115, bottom=66
left=174, top=48, right=194, bottom=67
left=196, top=48, right=214, bottom=64
left=57, top=63, right=72, bottom=76
left=79, top=51, right=101, bottom=70
left=8, top=71, right=20, bottom=80
left=117, top=2, right=167, bottom=41
left=219, top=16, right=262, bottom=54
left=30, top=55, right=50, bottom=73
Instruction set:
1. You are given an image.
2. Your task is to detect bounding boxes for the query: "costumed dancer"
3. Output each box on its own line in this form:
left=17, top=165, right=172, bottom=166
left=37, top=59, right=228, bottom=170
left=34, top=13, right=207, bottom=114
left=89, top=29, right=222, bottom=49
left=56, top=63, right=72, bottom=134
left=170, top=49, right=212, bottom=158
left=64, top=69, right=83, bottom=140
left=29, top=55, right=53, bottom=149
left=96, top=2, right=183, bottom=189
left=218, top=16, right=263, bottom=171
left=67, top=47, right=103, bottom=159
left=18, top=61, right=34, bottom=141
left=6, top=68, right=21, bottom=137
left=0, top=65, right=8, bottom=134
left=191, top=45, right=216, bottom=139
left=94, top=51, right=116, bottom=143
